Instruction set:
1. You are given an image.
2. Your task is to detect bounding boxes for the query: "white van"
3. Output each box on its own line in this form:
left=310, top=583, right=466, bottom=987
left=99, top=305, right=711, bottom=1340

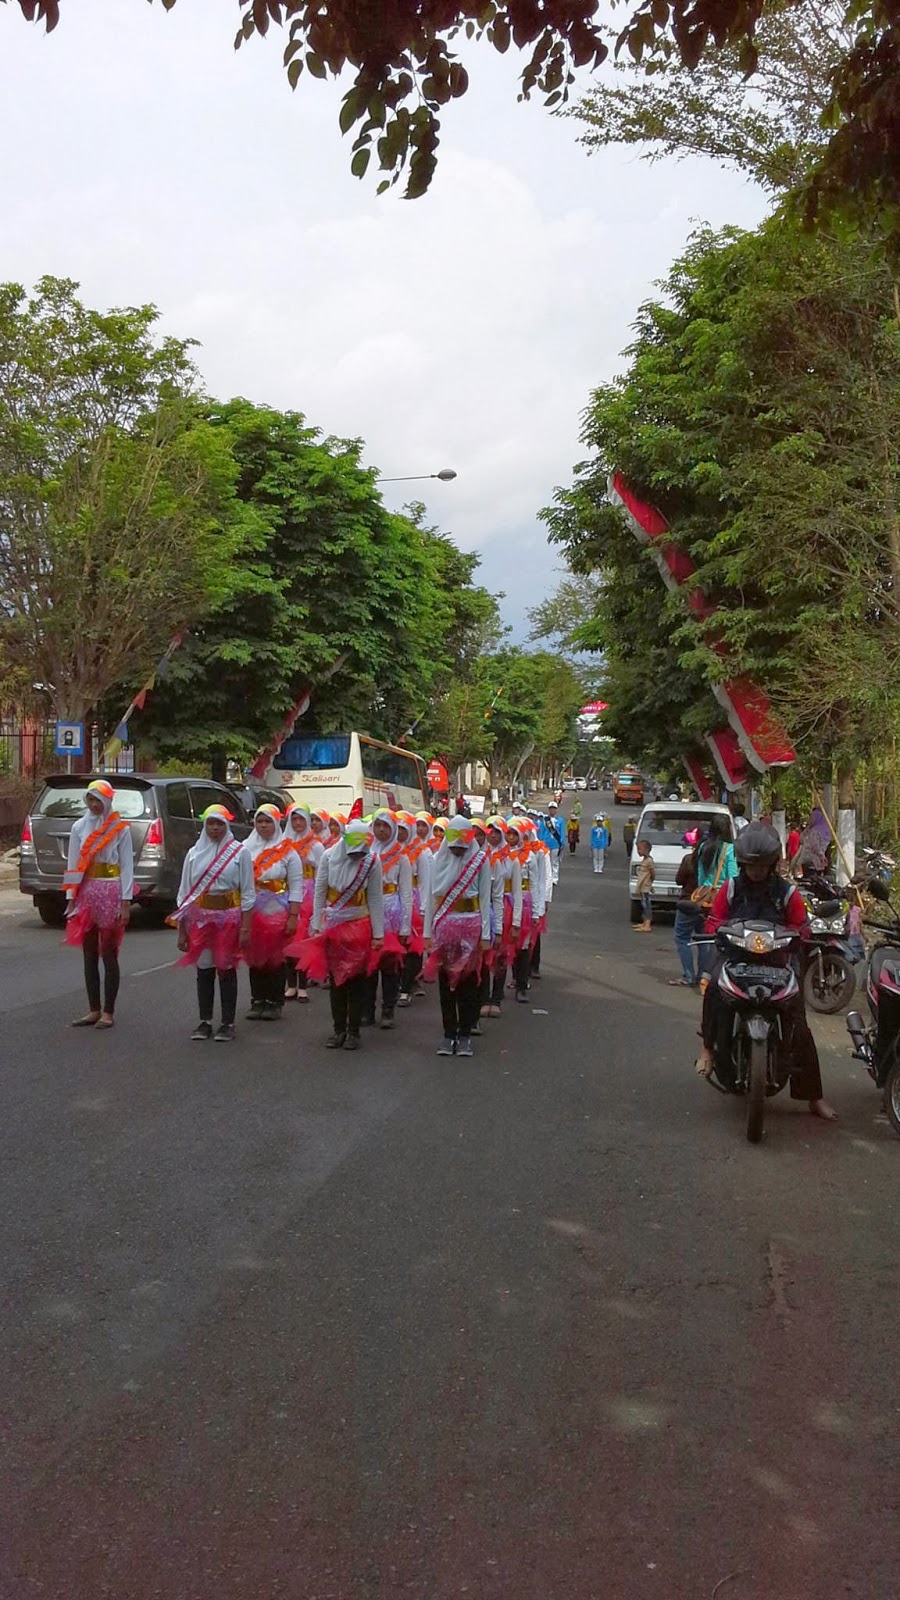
left=629, top=801, right=736, bottom=921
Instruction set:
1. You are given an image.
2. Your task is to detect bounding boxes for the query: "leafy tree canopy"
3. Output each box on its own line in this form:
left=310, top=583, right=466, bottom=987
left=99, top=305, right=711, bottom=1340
left=8, top=0, right=900, bottom=224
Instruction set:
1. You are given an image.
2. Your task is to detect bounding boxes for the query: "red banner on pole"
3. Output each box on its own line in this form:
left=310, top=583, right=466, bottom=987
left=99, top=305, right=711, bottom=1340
left=426, top=760, right=449, bottom=793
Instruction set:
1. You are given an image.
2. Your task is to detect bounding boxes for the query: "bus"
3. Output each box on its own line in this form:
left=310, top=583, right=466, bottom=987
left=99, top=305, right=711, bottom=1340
left=265, top=731, right=428, bottom=816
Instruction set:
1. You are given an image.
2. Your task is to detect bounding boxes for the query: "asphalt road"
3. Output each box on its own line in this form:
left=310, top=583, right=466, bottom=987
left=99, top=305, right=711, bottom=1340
left=1, top=802, right=898, bottom=1599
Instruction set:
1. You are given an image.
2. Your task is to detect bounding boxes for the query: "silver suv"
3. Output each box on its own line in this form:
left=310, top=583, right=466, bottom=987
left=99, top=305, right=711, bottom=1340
left=20, top=773, right=252, bottom=926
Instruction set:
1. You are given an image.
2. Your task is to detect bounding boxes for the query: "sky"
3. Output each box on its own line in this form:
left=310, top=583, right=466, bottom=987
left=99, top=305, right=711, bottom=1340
left=0, top=1, right=769, bottom=637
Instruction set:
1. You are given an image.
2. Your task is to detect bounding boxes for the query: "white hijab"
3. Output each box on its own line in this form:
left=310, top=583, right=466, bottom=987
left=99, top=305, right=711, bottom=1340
left=283, top=803, right=311, bottom=842
left=71, top=780, right=115, bottom=849
left=431, top=819, right=482, bottom=899
left=189, top=808, right=238, bottom=873
left=246, top=804, right=286, bottom=862
left=326, top=821, right=375, bottom=890
left=371, top=808, right=399, bottom=856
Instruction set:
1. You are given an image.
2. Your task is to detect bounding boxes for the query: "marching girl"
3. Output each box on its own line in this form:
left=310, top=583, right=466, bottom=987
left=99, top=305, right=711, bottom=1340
left=527, top=819, right=552, bottom=981
left=424, top=818, right=492, bottom=1057
left=398, top=810, right=432, bottom=1007
left=287, top=819, right=384, bottom=1050
left=282, top=803, right=325, bottom=1002
left=365, top=809, right=412, bottom=1028
left=430, top=817, right=447, bottom=853
left=244, top=804, right=302, bottom=1021
left=65, top=779, right=133, bottom=1030
left=504, top=819, right=542, bottom=1004
left=328, top=814, right=344, bottom=849
left=479, top=815, right=521, bottom=1019
left=310, top=810, right=332, bottom=848
left=173, top=805, right=255, bottom=1042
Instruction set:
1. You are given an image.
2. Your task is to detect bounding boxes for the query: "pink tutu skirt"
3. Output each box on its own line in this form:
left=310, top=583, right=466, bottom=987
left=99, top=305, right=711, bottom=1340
left=65, top=878, right=125, bottom=953
left=286, top=899, right=314, bottom=970
left=177, top=907, right=243, bottom=970
left=408, top=903, right=426, bottom=956
left=287, top=916, right=375, bottom=987
left=424, top=912, right=482, bottom=989
left=517, top=893, right=533, bottom=952
left=247, top=906, right=290, bottom=970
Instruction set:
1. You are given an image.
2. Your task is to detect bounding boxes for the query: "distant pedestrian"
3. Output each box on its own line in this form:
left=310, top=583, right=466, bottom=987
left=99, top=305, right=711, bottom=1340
left=590, top=814, right=610, bottom=874
left=623, top=818, right=636, bottom=857
left=65, top=779, right=133, bottom=1030
left=633, top=840, right=654, bottom=932
left=731, top=799, right=749, bottom=832
left=566, top=815, right=580, bottom=853
left=669, top=828, right=702, bottom=986
left=541, top=801, right=565, bottom=884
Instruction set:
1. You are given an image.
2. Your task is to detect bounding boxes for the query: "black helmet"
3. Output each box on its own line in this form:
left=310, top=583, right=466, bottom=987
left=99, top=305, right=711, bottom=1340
left=734, top=820, right=782, bottom=869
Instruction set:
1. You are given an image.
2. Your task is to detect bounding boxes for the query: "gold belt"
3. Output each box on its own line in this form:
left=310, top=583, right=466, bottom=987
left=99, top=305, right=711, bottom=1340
left=303, top=863, right=316, bottom=878
left=451, top=895, right=479, bottom=913
left=521, top=876, right=530, bottom=890
left=384, top=883, right=399, bottom=894
left=199, top=891, right=240, bottom=910
left=86, top=863, right=120, bottom=879
left=328, top=887, right=365, bottom=906
left=258, top=877, right=288, bottom=893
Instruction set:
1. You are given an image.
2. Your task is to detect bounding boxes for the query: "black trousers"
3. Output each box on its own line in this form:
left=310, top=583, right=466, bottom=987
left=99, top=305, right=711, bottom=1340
left=401, top=950, right=423, bottom=992
left=701, top=970, right=823, bottom=1101
left=83, top=927, right=121, bottom=1015
left=531, top=934, right=542, bottom=976
left=250, top=966, right=286, bottom=1006
left=330, top=973, right=366, bottom=1036
left=365, top=960, right=401, bottom=1018
left=479, top=958, right=507, bottom=1007
left=197, top=967, right=238, bottom=1025
left=513, top=945, right=532, bottom=993
left=285, top=961, right=308, bottom=989
left=439, top=969, right=480, bottom=1037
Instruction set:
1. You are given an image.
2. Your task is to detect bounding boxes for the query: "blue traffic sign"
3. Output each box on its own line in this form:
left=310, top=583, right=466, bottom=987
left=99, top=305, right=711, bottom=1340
left=54, top=721, right=85, bottom=757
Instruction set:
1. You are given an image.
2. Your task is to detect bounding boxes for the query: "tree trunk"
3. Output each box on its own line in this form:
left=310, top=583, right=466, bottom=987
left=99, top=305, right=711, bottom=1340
left=836, top=763, right=856, bottom=885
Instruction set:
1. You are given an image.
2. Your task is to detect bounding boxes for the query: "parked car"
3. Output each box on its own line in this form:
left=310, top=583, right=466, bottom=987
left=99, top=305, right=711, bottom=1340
left=20, top=773, right=252, bottom=926
left=628, top=801, right=736, bottom=922
left=562, top=778, right=577, bottom=791
left=230, top=781, right=289, bottom=817
left=575, top=777, right=588, bottom=790
left=588, top=777, right=599, bottom=791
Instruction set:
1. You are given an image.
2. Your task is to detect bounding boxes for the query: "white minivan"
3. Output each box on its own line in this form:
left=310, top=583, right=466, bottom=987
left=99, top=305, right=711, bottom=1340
left=628, top=801, right=736, bottom=922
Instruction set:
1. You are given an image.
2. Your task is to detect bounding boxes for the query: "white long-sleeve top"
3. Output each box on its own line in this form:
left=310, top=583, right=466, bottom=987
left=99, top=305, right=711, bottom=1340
left=534, top=843, right=553, bottom=908
left=66, top=811, right=134, bottom=902
left=381, top=850, right=413, bottom=937
left=425, top=848, right=492, bottom=942
left=520, top=848, right=547, bottom=919
left=409, top=844, right=433, bottom=907
left=492, top=849, right=523, bottom=931
left=178, top=838, right=256, bottom=912
left=244, top=839, right=303, bottom=915
left=312, top=848, right=384, bottom=938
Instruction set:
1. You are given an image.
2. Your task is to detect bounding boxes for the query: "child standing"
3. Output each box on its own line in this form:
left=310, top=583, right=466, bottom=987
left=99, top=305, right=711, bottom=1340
left=590, top=814, right=610, bottom=874
left=634, top=839, right=654, bottom=932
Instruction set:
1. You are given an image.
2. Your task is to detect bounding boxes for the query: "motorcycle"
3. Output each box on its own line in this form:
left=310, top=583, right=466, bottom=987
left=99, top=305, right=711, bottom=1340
left=846, top=877, right=900, bottom=1138
left=705, top=918, right=802, bottom=1144
left=796, top=874, right=857, bottom=1015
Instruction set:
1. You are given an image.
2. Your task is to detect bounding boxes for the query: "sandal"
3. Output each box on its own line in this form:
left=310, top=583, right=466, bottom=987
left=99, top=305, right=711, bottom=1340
left=95, top=1017, right=115, bottom=1030
left=71, top=1014, right=100, bottom=1028
left=694, top=1056, right=713, bottom=1078
left=668, top=978, right=692, bottom=987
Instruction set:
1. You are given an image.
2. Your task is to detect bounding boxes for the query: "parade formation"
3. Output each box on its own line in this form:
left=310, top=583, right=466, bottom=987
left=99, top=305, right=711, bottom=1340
left=63, top=781, right=564, bottom=1055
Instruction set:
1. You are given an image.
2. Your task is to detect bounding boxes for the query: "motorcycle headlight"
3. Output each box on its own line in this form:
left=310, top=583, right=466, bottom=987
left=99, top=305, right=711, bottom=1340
left=745, top=929, right=775, bottom=954
left=828, top=916, right=845, bottom=932
left=809, top=918, right=827, bottom=932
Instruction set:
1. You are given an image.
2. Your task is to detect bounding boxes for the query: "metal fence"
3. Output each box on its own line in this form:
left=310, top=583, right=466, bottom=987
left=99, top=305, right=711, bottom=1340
left=0, top=720, right=56, bottom=781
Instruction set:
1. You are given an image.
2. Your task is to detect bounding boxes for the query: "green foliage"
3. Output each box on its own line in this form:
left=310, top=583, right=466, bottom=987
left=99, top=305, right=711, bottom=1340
left=13, top=0, right=900, bottom=226
left=543, top=216, right=900, bottom=772
left=0, top=277, right=248, bottom=721
left=135, top=399, right=501, bottom=767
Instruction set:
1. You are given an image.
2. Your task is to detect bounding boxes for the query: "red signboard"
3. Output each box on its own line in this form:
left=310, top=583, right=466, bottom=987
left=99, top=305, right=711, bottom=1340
left=426, top=760, right=449, bottom=792
left=579, top=701, right=609, bottom=715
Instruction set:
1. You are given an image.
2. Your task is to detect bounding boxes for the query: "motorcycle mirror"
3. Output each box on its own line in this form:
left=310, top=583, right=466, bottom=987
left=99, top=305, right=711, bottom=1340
left=868, top=877, right=891, bottom=901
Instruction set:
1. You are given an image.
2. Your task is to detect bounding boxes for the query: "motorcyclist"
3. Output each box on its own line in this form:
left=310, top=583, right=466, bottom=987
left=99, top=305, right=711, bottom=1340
left=695, top=821, right=837, bottom=1121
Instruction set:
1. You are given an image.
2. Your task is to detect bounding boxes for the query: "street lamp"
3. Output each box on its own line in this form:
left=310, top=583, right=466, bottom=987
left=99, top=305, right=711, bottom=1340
left=378, top=468, right=458, bottom=483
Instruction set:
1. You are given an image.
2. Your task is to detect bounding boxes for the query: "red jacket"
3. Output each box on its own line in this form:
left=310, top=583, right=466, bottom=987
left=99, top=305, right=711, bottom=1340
left=705, top=875, right=809, bottom=939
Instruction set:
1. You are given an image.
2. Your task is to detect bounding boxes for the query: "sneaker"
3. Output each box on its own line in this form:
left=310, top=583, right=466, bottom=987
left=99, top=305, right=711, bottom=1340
left=456, top=1035, right=474, bottom=1058
left=191, top=1020, right=213, bottom=1041
left=344, top=1032, right=361, bottom=1051
left=245, top=1002, right=265, bottom=1021
left=414, top=983, right=427, bottom=999
left=515, top=991, right=530, bottom=1004
left=531, top=971, right=542, bottom=980
left=380, top=1009, right=396, bottom=1029
left=214, top=1023, right=236, bottom=1042
left=262, top=1001, right=282, bottom=1020
left=325, top=1032, right=346, bottom=1049
left=359, top=1014, right=375, bottom=1028
left=470, top=1021, right=482, bottom=1036
left=436, top=1035, right=456, bottom=1056
left=479, top=1004, right=491, bottom=1018
left=489, top=1004, right=503, bottom=1017
left=397, top=992, right=411, bottom=1008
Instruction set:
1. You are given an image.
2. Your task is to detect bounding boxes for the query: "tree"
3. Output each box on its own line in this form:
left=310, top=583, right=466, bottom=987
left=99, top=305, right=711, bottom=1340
left=10, top=0, right=900, bottom=224
left=571, top=0, right=850, bottom=194
left=0, top=277, right=247, bottom=722
left=542, top=215, right=900, bottom=773
left=527, top=573, right=605, bottom=656
left=134, top=399, right=500, bottom=769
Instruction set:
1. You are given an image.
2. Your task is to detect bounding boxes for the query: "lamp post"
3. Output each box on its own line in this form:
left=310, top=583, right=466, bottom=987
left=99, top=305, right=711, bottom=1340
left=378, top=468, right=458, bottom=483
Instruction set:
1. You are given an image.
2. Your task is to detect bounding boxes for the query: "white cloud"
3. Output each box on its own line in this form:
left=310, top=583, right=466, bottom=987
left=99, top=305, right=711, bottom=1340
left=0, top=0, right=769, bottom=635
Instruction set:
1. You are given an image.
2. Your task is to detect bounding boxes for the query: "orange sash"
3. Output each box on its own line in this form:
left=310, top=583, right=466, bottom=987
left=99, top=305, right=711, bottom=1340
left=63, top=812, right=128, bottom=898
left=253, top=839, right=292, bottom=880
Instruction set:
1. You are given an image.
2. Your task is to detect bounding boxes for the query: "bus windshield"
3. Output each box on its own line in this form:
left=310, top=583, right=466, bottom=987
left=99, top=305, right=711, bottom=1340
left=274, top=735, right=351, bottom=771
left=268, top=731, right=427, bottom=815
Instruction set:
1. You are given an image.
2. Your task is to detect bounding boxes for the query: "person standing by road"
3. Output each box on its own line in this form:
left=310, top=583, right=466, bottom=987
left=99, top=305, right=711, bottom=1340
left=590, top=814, right=610, bottom=874
left=540, top=800, right=565, bottom=885
left=65, top=779, right=134, bottom=1030
left=669, top=828, right=702, bottom=986
left=623, top=817, right=637, bottom=858
left=424, top=817, right=492, bottom=1057
left=288, top=819, right=384, bottom=1050
left=633, top=840, right=655, bottom=933
left=282, top=803, right=325, bottom=1003
left=174, top=804, right=255, bottom=1042
left=245, top=804, right=302, bottom=1021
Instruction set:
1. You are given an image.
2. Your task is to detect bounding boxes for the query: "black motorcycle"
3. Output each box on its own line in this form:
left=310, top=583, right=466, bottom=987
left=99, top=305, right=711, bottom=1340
left=796, top=874, right=857, bottom=1015
left=846, top=878, right=900, bottom=1138
left=706, top=918, right=802, bottom=1143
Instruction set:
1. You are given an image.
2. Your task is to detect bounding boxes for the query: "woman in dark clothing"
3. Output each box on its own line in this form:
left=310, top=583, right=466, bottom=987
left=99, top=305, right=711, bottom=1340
left=668, top=828, right=703, bottom=986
